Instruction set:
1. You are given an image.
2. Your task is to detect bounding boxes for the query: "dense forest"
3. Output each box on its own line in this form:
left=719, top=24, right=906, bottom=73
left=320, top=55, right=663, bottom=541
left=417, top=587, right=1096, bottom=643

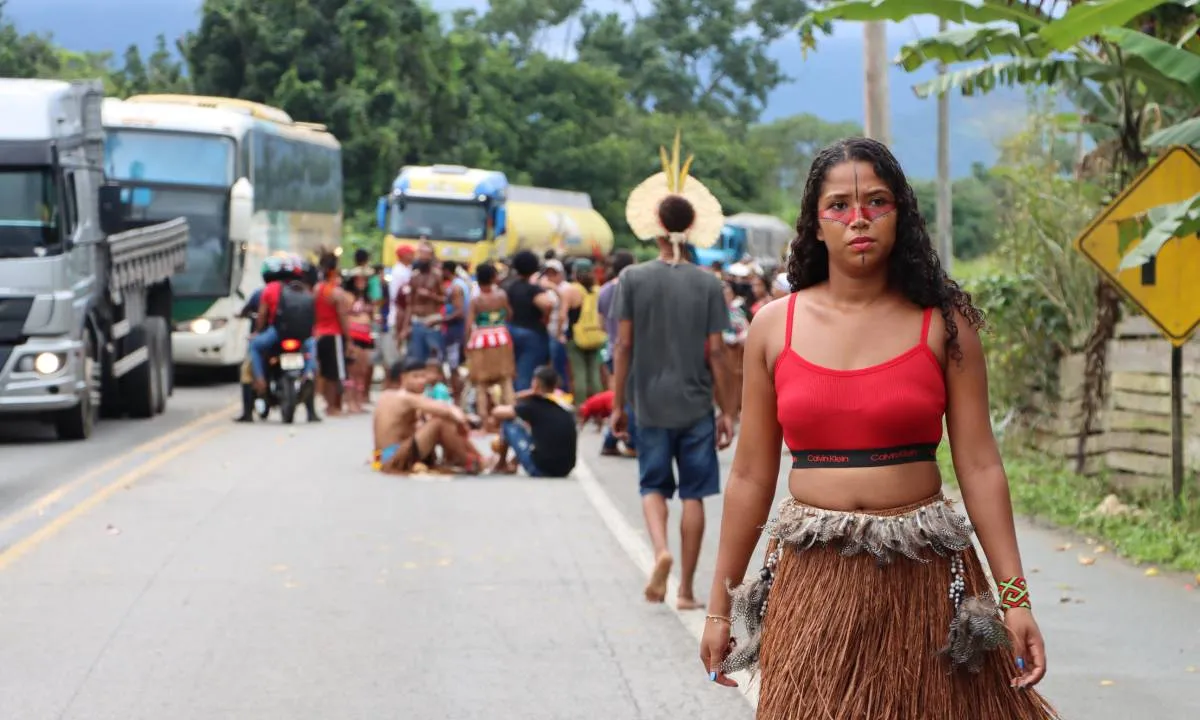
left=0, top=0, right=1003, bottom=257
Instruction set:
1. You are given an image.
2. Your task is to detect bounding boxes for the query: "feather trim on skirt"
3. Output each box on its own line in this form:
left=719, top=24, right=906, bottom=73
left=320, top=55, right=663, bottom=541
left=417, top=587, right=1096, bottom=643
left=724, top=493, right=1060, bottom=720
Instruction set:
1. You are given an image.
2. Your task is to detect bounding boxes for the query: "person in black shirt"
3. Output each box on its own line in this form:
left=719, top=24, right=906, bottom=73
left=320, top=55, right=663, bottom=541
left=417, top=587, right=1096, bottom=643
left=489, top=365, right=577, bottom=478
left=504, top=250, right=556, bottom=391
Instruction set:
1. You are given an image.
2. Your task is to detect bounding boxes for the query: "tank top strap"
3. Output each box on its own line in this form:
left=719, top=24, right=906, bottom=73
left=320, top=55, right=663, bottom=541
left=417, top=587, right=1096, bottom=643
left=919, top=306, right=934, bottom=345
left=784, top=292, right=798, bottom=351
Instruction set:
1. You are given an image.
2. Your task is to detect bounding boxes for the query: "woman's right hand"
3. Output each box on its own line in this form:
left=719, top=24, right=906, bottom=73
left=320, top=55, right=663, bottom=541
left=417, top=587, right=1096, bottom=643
left=699, top=620, right=739, bottom=687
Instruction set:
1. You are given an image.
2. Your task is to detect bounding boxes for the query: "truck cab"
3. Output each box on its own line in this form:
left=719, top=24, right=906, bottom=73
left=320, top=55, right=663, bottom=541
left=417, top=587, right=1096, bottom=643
left=694, top=224, right=749, bottom=269
left=0, top=79, right=187, bottom=440
left=377, top=164, right=509, bottom=270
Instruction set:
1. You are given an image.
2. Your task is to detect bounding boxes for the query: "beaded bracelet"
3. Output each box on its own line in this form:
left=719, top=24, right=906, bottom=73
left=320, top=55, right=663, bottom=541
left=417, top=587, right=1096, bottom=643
left=997, top=575, right=1032, bottom=610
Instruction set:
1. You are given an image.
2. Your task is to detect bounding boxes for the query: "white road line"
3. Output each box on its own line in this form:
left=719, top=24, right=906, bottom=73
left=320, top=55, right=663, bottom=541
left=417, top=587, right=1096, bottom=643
left=573, top=458, right=760, bottom=710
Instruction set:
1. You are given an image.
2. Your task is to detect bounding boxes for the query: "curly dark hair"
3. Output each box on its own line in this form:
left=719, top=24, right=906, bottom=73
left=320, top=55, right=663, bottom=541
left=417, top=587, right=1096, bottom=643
left=786, top=137, right=984, bottom=362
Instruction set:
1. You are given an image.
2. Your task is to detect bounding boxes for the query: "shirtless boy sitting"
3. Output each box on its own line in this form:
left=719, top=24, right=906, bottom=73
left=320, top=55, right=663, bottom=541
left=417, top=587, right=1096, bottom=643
left=374, top=358, right=481, bottom=474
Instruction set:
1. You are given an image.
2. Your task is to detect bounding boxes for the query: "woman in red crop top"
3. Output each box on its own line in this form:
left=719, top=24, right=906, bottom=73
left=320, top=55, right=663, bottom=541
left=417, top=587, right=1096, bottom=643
left=700, top=138, right=1058, bottom=719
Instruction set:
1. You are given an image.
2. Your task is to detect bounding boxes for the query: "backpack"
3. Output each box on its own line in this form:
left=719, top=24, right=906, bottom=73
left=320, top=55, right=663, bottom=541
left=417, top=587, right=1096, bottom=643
left=572, top=283, right=608, bottom=351
left=274, top=282, right=316, bottom=342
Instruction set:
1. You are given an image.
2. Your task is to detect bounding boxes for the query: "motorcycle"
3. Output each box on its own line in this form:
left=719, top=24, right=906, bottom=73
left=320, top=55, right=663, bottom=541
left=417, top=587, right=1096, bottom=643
left=259, top=336, right=315, bottom=424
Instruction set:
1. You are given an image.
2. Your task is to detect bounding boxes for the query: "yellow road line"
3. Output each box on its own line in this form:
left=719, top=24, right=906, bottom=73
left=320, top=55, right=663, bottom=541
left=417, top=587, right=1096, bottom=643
left=0, top=402, right=237, bottom=535
left=0, top=424, right=229, bottom=572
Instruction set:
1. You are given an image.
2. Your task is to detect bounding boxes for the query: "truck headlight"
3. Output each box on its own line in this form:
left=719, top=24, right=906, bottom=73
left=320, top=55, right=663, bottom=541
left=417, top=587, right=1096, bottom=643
left=33, top=352, right=63, bottom=375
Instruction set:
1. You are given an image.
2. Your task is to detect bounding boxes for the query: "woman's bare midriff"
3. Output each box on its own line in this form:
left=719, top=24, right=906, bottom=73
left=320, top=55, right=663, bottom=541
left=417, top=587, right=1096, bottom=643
left=787, top=462, right=943, bottom=511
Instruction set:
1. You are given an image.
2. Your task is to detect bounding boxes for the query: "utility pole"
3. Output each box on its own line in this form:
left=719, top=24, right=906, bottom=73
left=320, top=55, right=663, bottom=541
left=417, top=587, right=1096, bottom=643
left=935, top=17, right=953, bottom=272
left=863, top=22, right=891, bottom=145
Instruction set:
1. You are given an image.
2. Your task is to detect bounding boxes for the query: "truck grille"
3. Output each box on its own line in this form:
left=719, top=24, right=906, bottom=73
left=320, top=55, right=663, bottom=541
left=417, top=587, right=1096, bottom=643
left=0, top=297, right=32, bottom=344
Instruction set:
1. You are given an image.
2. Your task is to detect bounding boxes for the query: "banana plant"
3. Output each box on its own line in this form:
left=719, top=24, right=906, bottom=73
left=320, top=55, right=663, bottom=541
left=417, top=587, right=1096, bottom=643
left=796, top=0, right=1200, bottom=268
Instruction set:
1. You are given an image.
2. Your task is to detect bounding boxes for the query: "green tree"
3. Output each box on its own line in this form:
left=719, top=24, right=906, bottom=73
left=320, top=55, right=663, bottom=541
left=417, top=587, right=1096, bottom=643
left=113, top=44, right=149, bottom=96
left=912, top=173, right=1001, bottom=261
left=748, top=113, right=864, bottom=214
left=184, top=0, right=468, bottom=212
left=577, top=0, right=816, bottom=122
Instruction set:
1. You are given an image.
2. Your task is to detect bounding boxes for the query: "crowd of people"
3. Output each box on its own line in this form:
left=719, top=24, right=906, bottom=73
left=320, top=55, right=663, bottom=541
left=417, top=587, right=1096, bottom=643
left=234, top=133, right=1058, bottom=718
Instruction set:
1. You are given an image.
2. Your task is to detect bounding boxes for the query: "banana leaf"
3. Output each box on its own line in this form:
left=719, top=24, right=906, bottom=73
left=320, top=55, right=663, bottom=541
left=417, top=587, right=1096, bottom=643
left=894, top=25, right=1052, bottom=72
left=1116, top=191, right=1200, bottom=270
left=1102, top=27, right=1200, bottom=95
left=797, top=0, right=1051, bottom=50
left=1145, top=116, right=1200, bottom=148
left=1038, top=0, right=1177, bottom=52
left=910, top=56, right=1125, bottom=98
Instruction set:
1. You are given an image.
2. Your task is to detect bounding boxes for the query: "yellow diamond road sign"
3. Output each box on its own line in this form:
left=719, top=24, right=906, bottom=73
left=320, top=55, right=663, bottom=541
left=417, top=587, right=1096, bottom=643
left=1074, top=145, right=1200, bottom=347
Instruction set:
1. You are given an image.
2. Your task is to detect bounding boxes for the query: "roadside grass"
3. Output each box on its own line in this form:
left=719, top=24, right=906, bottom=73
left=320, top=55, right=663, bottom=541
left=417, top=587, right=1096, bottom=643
left=937, top=442, right=1200, bottom=574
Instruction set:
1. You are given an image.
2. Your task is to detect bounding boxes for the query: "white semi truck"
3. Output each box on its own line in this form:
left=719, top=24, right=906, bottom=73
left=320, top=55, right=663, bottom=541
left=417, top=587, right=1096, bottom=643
left=0, top=79, right=189, bottom=440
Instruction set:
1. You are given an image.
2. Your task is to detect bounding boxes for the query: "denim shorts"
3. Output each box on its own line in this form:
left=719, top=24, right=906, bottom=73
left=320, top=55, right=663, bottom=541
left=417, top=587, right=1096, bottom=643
left=636, top=413, right=720, bottom=500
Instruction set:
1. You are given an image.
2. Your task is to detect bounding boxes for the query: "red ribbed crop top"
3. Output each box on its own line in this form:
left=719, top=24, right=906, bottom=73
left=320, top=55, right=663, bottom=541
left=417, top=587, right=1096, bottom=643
left=774, top=293, right=946, bottom=460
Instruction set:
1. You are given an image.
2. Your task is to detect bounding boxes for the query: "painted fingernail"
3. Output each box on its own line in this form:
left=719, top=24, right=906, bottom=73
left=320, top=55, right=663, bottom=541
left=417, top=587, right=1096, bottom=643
left=709, top=671, right=718, bottom=682
left=1016, top=657, right=1025, bottom=671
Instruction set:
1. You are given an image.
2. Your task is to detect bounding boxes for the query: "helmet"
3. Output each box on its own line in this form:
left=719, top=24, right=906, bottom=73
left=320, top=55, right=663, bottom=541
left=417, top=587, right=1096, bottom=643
left=261, top=256, right=285, bottom=283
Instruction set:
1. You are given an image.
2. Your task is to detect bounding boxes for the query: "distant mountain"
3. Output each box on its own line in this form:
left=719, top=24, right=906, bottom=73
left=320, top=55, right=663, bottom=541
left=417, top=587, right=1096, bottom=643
left=7, top=0, right=1026, bottom=179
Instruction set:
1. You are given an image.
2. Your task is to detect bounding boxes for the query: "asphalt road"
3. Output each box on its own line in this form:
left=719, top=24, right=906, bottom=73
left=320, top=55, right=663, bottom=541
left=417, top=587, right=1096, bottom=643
left=0, top=374, right=239, bottom=521
left=0, top=400, right=753, bottom=720
left=0, top=389, right=1197, bottom=719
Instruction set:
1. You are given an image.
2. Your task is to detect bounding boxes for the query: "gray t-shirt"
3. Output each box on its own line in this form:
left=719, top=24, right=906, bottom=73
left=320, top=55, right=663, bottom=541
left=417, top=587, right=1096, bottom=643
left=597, top=279, right=620, bottom=341
left=616, top=260, right=730, bottom=429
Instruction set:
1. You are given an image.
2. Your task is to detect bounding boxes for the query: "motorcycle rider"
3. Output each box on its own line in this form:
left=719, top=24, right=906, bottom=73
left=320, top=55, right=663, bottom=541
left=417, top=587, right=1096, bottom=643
left=248, top=255, right=320, bottom=420
left=233, top=257, right=287, bottom=423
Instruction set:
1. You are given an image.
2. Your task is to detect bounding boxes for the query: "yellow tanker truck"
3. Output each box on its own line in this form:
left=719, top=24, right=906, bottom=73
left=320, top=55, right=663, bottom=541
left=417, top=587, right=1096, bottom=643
left=376, top=164, right=613, bottom=269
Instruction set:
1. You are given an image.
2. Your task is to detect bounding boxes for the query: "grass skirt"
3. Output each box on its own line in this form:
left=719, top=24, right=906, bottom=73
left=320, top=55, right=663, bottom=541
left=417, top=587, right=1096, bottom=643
left=724, top=493, right=1059, bottom=719
left=466, top=326, right=515, bottom=385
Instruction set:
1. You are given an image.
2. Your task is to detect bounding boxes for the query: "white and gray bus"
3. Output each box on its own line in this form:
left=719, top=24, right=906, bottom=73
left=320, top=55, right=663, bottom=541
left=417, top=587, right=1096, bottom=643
left=102, top=95, right=343, bottom=370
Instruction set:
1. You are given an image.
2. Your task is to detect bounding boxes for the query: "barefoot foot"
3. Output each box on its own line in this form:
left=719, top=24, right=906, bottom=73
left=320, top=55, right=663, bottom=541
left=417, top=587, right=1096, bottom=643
left=676, top=595, right=704, bottom=611
left=644, top=552, right=673, bottom=603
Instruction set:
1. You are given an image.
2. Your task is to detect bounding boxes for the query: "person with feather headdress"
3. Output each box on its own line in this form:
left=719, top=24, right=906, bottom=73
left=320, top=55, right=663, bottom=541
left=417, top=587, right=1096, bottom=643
left=609, top=131, right=738, bottom=610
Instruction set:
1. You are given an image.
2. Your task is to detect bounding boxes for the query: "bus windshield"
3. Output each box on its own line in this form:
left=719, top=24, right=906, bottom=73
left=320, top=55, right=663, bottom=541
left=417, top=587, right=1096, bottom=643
left=104, top=130, right=235, bottom=188
left=0, top=168, right=59, bottom=258
left=389, top=198, right=488, bottom=242
left=121, top=187, right=231, bottom=297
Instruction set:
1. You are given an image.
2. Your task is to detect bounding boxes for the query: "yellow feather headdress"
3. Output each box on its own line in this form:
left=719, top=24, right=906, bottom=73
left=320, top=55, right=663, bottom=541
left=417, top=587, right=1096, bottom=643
left=625, top=129, right=724, bottom=262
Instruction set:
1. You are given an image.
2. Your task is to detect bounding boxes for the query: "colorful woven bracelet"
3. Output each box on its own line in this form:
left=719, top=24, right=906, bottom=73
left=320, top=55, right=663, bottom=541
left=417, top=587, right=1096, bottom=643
left=997, top=575, right=1032, bottom=610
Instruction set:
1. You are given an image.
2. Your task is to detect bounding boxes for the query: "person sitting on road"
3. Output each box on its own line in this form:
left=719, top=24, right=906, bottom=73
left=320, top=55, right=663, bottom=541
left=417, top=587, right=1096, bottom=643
left=489, top=365, right=577, bottom=478
left=373, top=358, right=481, bottom=475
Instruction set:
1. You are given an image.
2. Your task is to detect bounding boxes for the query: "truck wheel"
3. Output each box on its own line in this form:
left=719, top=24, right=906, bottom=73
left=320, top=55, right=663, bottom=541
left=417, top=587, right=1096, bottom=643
left=146, top=317, right=169, bottom=415
left=122, top=324, right=160, bottom=419
left=99, top=335, right=122, bottom=419
left=54, top=330, right=100, bottom=440
left=161, top=318, right=175, bottom=397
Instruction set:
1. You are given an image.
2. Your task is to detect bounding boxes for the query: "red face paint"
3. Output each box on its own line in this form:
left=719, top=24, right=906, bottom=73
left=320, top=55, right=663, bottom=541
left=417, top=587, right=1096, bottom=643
left=818, top=164, right=896, bottom=225
left=819, top=197, right=895, bottom=224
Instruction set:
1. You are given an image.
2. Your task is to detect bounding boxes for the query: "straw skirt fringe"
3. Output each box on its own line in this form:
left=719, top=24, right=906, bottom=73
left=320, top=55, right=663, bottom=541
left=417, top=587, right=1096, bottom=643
left=744, top=497, right=1060, bottom=720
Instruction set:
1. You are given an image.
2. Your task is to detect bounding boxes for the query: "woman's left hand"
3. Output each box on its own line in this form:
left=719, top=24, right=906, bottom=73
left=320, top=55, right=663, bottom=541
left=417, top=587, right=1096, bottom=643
left=1004, top=608, right=1047, bottom=688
